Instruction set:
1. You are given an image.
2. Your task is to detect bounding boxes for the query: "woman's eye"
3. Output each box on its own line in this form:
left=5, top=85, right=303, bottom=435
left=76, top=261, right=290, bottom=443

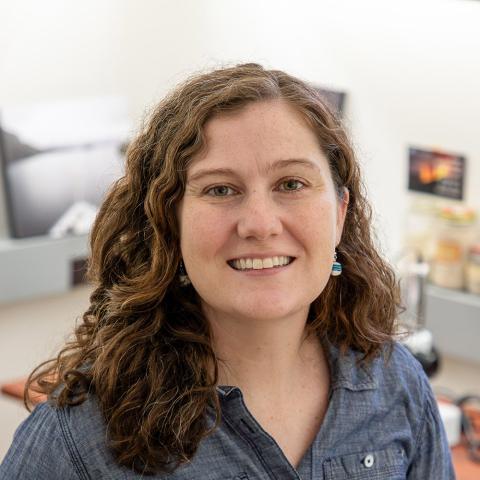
left=206, top=185, right=236, bottom=197
left=278, top=179, right=305, bottom=192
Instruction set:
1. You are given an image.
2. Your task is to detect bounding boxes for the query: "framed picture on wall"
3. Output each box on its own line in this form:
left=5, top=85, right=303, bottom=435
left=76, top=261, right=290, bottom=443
left=408, top=147, right=466, bottom=201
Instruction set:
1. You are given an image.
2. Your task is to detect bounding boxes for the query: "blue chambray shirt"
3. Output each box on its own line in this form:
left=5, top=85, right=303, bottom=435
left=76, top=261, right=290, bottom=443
left=0, top=342, right=455, bottom=479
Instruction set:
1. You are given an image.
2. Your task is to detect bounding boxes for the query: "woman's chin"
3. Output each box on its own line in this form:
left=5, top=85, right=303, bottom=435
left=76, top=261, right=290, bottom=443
left=199, top=288, right=313, bottom=324
left=228, top=299, right=309, bottom=323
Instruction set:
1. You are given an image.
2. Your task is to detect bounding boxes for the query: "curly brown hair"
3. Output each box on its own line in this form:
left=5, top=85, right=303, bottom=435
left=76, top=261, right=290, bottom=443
left=26, top=63, right=401, bottom=474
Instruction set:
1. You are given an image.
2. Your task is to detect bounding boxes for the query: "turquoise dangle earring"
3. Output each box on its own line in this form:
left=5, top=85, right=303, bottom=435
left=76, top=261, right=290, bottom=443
left=331, top=250, right=342, bottom=276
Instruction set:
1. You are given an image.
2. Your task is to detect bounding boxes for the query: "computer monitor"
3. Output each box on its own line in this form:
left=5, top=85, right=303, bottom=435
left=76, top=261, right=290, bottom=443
left=315, top=87, right=346, bottom=116
left=0, top=97, right=130, bottom=238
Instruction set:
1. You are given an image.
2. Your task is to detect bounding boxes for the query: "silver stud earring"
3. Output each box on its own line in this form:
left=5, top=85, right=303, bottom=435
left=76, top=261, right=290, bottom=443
left=331, top=250, right=342, bottom=276
left=179, top=260, right=191, bottom=286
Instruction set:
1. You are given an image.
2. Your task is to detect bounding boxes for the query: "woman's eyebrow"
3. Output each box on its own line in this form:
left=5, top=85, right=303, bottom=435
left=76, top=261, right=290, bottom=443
left=269, top=158, right=321, bottom=173
left=188, top=158, right=320, bottom=183
left=188, top=168, right=238, bottom=183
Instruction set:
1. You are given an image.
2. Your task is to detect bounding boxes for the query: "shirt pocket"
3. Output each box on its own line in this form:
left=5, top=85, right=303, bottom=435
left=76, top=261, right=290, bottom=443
left=322, top=446, right=406, bottom=480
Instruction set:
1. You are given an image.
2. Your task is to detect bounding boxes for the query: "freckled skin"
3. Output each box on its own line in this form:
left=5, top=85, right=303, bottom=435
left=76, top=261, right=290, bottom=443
left=177, top=99, right=348, bottom=324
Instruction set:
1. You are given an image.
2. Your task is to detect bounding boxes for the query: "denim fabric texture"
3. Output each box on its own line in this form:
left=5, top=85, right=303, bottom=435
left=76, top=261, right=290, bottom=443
left=0, top=342, right=455, bottom=479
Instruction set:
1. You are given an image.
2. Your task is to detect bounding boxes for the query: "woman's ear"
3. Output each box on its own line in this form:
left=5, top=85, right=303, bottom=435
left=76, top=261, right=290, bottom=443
left=335, top=187, right=349, bottom=246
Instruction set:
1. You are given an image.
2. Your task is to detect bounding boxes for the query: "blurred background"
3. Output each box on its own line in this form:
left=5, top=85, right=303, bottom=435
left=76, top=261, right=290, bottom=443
left=1, top=0, right=479, bottom=475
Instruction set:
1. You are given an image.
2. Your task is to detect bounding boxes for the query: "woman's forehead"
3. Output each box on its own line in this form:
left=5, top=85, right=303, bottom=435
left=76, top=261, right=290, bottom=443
left=202, top=99, right=312, bottom=138
left=187, top=100, right=326, bottom=175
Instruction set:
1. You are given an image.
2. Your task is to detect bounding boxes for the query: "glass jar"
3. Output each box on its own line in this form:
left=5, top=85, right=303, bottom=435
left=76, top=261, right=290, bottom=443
left=404, top=198, right=438, bottom=261
left=466, top=244, right=480, bottom=295
left=429, top=206, right=476, bottom=290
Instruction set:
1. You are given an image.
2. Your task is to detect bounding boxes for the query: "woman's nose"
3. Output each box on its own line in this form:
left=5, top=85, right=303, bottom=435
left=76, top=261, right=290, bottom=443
left=236, top=191, right=283, bottom=241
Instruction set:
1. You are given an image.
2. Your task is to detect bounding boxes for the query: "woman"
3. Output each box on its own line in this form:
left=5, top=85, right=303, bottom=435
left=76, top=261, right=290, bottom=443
left=0, top=63, right=454, bottom=479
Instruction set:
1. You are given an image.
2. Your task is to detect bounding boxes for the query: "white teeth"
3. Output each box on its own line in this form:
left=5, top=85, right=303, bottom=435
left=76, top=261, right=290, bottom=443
left=263, top=258, right=273, bottom=268
left=230, top=256, right=293, bottom=271
left=253, top=259, right=263, bottom=269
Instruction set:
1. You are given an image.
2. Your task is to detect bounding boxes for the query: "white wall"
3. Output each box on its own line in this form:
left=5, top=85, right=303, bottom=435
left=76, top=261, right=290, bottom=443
left=1, top=0, right=479, bottom=258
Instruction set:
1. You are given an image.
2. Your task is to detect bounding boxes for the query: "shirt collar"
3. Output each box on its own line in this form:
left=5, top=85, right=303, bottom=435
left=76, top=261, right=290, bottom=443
left=324, top=340, right=379, bottom=391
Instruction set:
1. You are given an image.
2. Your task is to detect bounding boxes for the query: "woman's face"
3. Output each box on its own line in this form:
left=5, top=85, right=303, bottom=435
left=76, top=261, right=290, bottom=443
left=177, top=99, right=348, bottom=324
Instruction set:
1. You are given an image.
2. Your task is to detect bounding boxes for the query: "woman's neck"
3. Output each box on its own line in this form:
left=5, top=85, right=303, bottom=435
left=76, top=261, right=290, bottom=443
left=206, top=306, right=331, bottom=469
left=207, top=306, right=327, bottom=402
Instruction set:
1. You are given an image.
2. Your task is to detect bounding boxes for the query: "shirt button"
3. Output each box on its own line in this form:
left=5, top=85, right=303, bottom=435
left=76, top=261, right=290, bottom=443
left=363, top=453, right=375, bottom=468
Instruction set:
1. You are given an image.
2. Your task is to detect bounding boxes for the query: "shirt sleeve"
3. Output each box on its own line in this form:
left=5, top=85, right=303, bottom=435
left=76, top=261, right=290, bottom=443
left=0, top=402, right=83, bottom=480
left=407, top=375, right=456, bottom=480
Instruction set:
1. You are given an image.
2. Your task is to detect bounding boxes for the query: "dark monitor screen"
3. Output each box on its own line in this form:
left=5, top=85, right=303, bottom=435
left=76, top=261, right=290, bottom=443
left=0, top=97, right=129, bottom=238
left=315, top=87, right=346, bottom=116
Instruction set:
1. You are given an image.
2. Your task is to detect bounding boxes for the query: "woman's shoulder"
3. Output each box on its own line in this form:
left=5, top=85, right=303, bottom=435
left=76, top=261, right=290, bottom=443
left=330, top=340, right=433, bottom=407
left=375, top=341, right=430, bottom=388
left=0, top=394, right=118, bottom=480
left=364, top=341, right=435, bottom=414
left=0, top=400, right=80, bottom=479
left=372, top=342, right=454, bottom=477
left=328, top=340, right=428, bottom=389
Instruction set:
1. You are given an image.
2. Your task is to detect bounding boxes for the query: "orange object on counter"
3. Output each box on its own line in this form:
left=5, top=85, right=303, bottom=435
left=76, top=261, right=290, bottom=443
left=1, top=377, right=47, bottom=404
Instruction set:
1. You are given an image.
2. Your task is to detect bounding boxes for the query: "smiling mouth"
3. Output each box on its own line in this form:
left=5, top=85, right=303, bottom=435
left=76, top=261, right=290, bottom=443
left=227, top=256, right=295, bottom=271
